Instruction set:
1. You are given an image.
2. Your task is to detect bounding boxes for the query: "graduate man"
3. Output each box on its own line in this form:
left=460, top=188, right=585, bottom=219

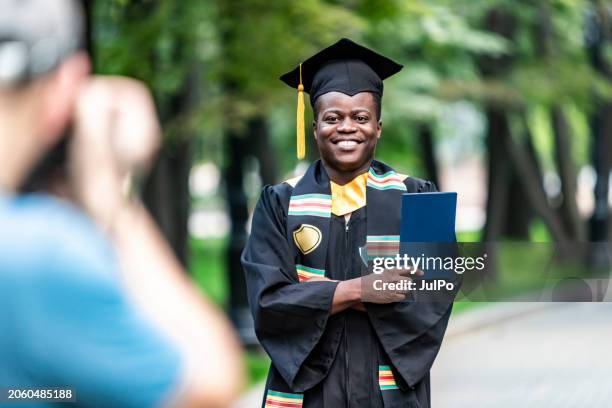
left=242, top=38, right=454, bottom=408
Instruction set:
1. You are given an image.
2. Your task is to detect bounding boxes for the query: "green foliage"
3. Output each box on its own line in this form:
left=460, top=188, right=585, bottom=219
left=94, top=1, right=213, bottom=101
left=92, top=0, right=612, bottom=196
left=217, top=1, right=366, bottom=109
left=88, top=0, right=612, bottom=264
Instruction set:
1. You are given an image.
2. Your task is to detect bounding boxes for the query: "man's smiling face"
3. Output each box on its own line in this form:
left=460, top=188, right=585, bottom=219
left=313, top=91, right=381, bottom=175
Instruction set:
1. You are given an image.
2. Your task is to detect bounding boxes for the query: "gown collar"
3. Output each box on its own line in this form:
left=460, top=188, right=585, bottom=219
left=330, top=172, right=368, bottom=216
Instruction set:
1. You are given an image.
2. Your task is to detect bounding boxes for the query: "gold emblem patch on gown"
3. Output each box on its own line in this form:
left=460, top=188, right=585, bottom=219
left=293, top=224, right=322, bottom=255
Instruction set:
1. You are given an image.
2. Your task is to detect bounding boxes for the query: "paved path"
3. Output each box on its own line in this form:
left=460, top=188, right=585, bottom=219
left=432, top=303, right=612, bottom=407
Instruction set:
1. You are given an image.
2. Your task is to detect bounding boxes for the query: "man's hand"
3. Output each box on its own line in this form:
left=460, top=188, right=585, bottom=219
left=361, top=267, right=423, bottom=304
left=308, top=267, right=423, bottom=313
left=351, top=302, right=367, bottom=312
left=69, top=76, right=160, bottom=227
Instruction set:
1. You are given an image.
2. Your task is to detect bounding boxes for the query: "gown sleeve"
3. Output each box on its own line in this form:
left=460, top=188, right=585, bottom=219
left=366, top=179, right=457, bottom=390
left=241, top=185, right=339, bottom=391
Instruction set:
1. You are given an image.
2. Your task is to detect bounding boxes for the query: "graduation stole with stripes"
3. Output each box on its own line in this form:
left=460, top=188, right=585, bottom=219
left=286, top=159, right=407, bottom=283
left=264, top=160, right=406, bottom=406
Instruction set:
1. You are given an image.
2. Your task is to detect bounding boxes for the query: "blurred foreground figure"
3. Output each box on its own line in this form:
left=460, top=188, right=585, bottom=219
left=0, top=1, right=243, bottom=407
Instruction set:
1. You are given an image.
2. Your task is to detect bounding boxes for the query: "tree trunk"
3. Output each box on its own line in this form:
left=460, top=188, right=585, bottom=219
left=250, top=116, right=278, bottom=185
left=479, top=8, right=538, bottom=242
left=223, top=114, right=276, bottom=310
left=81, top=0, right=93, bottom=58
left=503, top=174, right=532, bottom=239
left=478, top=9, right=536, bottom=241
left=143, top=138, right=192, bottom=265
left=482, top=109, right=512, bottom=241
left=503, top=120, right=570, bottom=243
left=107, top=0, right=195, bottom=266
left=589, top=104, right=612, bottom=242
left=418, top=124, right=440, bottom=188
left=551, top=108, right=585, bottom=240
left=535, top=1, right=585, bottom=241
left=218, top=0, right=263, bottom=345
left=142, top=59, right=198, bottom=266
left=224, top=129, right=250, bottom=313
left=586, top=3, right=612, bottom=242
left=223, top=117, right=267, bottom=345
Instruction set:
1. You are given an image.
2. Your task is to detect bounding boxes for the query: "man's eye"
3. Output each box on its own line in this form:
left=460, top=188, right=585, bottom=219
left=356, top=116, right=369, bottom=122
left=325, top=116, right=338, bottom=122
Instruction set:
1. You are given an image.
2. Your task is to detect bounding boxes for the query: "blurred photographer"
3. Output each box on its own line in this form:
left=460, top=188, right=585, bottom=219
left=0, top=1, right=243, bottom=407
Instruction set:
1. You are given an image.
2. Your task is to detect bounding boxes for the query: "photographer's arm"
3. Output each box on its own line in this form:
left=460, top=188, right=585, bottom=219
left=71, top=77, right=244, bottom=408
left=110, top=202, right=244, bottom=408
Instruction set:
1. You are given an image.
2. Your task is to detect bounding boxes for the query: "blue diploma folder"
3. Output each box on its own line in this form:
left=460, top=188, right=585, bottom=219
left=400, top=192, right=457, bottom=243
left=400, top=192, right=457, bottom=279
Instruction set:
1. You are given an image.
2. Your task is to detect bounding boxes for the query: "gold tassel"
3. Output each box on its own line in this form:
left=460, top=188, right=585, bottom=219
left=296, top=63, right=305, bottom=159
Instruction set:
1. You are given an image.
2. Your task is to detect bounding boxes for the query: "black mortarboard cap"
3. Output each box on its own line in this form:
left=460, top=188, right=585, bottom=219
left=280, top=38, right=402, bottom=159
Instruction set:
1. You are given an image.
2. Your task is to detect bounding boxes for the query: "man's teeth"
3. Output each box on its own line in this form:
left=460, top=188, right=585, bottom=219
left=338, top=140, right=358, bottom=147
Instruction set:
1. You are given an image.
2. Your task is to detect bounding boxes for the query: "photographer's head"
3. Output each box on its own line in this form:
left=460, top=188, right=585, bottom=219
left=0, top=0, right=89, bottom=191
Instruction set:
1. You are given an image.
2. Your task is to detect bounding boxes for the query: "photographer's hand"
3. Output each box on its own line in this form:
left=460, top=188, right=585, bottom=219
left=69, top=76, right=160, bottom=227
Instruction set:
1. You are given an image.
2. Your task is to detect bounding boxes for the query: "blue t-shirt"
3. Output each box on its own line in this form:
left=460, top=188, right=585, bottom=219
left=0, top=193, right=182, bottom=408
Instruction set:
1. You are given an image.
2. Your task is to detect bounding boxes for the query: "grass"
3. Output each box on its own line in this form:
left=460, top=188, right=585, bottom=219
left=189, top=237, right=228, bottom=307
left=451, top=301, right=484, bottom=313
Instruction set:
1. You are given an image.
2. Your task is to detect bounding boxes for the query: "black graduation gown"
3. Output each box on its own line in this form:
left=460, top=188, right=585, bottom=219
left=242, top=176, right=453, bottom=408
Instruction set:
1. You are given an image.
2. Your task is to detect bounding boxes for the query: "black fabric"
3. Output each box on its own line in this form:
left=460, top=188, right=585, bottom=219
left=241, top=181, right=338, bottom=391
left=279, top=38, right=403, bottom=105
left=242, top=160, right=454, bottom=407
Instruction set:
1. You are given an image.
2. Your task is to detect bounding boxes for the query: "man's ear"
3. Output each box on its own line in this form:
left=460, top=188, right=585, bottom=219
left=38, top=52, right=90, bottom=146
left=312, top=120, right=318, bottom=141
left=377, top=120, right=382, bottom=139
